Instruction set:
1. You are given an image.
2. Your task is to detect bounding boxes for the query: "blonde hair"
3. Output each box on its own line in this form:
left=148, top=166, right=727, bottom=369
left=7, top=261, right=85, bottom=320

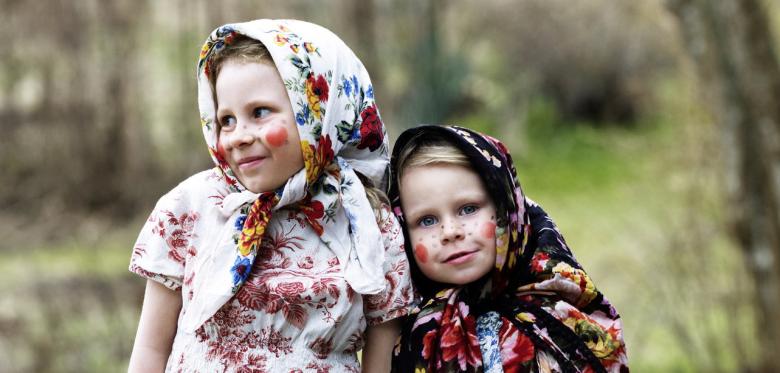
left=207, top=35, right=273, bottom=93
left=207, top=35, right=273, bottom=132
left=395, top=140, right=471, bottom=183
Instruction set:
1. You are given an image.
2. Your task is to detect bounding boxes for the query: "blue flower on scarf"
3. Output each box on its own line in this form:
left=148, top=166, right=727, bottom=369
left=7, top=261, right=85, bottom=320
left=366, top=85, right=374, bottom=99
left=231, top=256, right=252, bottom=285
left=234, top=214, right=247, bottom=231
left=351, top=76, right=359, bottom=94
left=343, top=78, right=353, bottom=97
left=296, top=105, right=310, bottom=126
left=216, top=25, right=236, bottom=37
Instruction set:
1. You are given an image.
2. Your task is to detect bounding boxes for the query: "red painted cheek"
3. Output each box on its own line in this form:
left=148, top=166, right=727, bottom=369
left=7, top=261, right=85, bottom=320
left=216, top=141, right=226, bottom=160
left=265, top=125, right=289, bottom=147
left=481, top=221, right=496, bottom=239
left=414, top=243, right=429, bottom=264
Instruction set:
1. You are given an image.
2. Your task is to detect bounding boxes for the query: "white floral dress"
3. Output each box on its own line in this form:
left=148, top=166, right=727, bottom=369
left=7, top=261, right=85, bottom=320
left=131, top=19, right=414, bottom=372
left=131, top=171, right=413, bottom=372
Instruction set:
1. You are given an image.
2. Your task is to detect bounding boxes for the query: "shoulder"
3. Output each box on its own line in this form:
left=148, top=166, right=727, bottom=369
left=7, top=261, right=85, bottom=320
left=152, top=169, right=225, bottom=213
left=375, top=203, right=400, bottom=233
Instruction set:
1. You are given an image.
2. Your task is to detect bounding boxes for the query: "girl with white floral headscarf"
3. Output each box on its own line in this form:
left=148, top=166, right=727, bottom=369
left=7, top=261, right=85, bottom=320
left=128, top=19, right=413, bottom=372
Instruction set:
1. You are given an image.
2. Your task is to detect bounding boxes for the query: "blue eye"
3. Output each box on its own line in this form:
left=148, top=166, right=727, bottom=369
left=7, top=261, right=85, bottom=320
left=254, top=107, right=271, bottom=118
left=220, top=115, right=236, bottom=129
left=419, top=216, right=438, bottom=227
left=460, top=205, right=478, bottom=215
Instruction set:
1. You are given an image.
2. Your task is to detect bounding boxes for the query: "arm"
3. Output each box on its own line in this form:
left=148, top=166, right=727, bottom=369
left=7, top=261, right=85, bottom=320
left=361, top=318, right=402, bottom=373
left=128, top=279, right=182, bottom=373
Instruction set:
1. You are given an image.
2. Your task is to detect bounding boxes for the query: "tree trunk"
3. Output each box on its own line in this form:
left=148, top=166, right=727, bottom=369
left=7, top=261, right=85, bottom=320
left=666, top=0, right=780, bottom=372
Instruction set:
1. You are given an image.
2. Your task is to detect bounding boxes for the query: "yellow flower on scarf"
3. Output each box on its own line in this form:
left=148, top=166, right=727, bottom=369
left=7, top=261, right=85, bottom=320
left=563, top=315, right=618, bottom=359
left=199, top=42, right=211, bottom=60
left=238, top=196, right=275, bottom=256
left=552, top=262, right=597, bottom=306
left=301, top=136, right=335, bottom=185
left=495, top=228, right=510, bottom=268
left=516, top=312, right=536, bottom=323
left=305, top=73, right=330, bottom=120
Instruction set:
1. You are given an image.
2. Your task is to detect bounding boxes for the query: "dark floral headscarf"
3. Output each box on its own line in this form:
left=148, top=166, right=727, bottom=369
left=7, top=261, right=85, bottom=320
left=390, top=125, right=628, bottom=372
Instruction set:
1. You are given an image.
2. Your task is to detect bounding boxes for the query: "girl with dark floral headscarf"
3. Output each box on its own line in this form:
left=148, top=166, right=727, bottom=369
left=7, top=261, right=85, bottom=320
left=390, top=125, right=628, bottom=372
left=128, top=19, right=413, bottom=372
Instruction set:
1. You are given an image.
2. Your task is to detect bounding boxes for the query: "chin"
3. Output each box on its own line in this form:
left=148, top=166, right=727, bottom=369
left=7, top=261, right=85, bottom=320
left=243, top=180, right=280, bottom=193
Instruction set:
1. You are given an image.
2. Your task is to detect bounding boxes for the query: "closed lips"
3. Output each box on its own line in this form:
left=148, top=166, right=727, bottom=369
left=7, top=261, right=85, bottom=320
left=444, top=249, right=478, bottom=263
left=238, top=156, right=265, bottom=166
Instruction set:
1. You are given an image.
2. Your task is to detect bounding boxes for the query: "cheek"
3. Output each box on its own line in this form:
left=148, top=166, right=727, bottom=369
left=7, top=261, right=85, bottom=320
left=481, top=221, right=496, bottom=239
left=414, top=243, right=429, bottom=264
left=265, top=125, right=289, bottom=147
left=216, top=141, right=227, bottom=160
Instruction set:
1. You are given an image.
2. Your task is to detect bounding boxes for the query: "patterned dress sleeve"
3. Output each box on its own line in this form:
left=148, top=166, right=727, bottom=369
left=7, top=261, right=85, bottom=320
left=363, top=205, right=414, bottom=326
left=129, top=186, right=196, bottom=291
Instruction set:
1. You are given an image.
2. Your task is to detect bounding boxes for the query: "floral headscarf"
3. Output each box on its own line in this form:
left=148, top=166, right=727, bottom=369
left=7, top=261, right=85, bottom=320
left=171, top=19, right=389, bottom=332
left=390, top=126, right=628, bottom=372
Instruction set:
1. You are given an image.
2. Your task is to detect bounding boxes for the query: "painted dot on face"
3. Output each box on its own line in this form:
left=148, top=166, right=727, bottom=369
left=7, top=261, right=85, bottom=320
left=265, top=125, right=289, bottom=147
left=414, top=243, right=429, bottom=264
left=481, top=221, right=497, bottom=239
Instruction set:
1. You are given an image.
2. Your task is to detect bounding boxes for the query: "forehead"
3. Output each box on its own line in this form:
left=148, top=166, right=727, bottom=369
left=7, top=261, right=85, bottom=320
left=399, top=163, right=488, bottom=198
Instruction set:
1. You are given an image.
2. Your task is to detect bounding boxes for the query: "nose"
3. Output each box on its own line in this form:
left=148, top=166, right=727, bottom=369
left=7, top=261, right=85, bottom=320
left=440, top=218, right=464, bottom=244
left=225, top=120, right=255, bottom=149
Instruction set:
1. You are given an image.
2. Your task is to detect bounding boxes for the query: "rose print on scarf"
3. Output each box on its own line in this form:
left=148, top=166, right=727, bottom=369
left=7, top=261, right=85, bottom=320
left=438, top=303, right=481, bottom=371
left=302, top=135, right=336, bottom=188
left=297, top=195, right=325, bottom=236
left=498, top=321, right=535, bottom=372
left=305, top=73, right=329, bottom=120
left=357, top=104, right=384, bottom=151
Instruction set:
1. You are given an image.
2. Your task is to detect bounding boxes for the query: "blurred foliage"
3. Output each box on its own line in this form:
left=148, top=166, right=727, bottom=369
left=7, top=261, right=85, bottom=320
left=1, top=0, right=777, bottom=371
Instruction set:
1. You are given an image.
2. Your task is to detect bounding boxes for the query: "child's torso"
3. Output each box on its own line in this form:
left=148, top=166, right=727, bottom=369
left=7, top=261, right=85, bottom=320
left=168, top=210, right=366, bottom=372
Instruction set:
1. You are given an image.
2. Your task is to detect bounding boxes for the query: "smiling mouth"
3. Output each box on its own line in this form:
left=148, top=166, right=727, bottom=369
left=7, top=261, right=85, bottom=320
left=444, top=250, right=478, bottom=264
left=237, top=156, right=266, bottom=169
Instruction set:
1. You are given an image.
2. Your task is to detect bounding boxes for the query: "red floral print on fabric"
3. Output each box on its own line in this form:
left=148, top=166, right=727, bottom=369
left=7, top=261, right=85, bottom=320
left=238, top=193, right=278, bottom=257
left=150, top=210, right=199, bottom=265
left=357, top=105, right=384, bottom=151
left=298, top=196, right=326, bottom=236
left=438, top=304, right=481, bottom=371
left=135, top=16, right=410, bottom=370
left=499, top=321, right=535, bottom=373
left=306, top=73, right=329, bottom=120
left=530, top=251, right=550, bottom=274
left=309, top=337, right=335, bottom=359
left=134, top=201, right=412, bottom=371
left=303, top=135, right=336, bottom=186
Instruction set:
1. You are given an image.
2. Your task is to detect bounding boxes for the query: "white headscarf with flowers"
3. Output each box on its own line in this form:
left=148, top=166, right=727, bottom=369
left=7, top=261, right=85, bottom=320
left=173, top=19, right=390, bottom=332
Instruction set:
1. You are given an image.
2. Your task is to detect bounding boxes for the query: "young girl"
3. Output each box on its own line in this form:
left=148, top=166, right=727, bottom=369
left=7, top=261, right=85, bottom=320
left=128, top=19, right=413, bottom=372
left=389, top=125, right=628, bottom=372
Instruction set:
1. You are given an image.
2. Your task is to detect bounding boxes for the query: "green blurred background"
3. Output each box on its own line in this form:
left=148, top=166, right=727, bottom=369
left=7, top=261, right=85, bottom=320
left=2, top=0, right=777, bottom=371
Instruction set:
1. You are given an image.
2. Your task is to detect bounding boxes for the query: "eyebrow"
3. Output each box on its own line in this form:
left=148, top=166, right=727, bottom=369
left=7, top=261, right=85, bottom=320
left=402, top=192, right=488, bottom=220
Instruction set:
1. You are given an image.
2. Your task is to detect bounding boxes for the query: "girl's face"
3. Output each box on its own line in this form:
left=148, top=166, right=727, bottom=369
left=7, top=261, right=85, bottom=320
left=399, top=163, right=497, bottom=285
left=216, top=60, right=304, bottom=193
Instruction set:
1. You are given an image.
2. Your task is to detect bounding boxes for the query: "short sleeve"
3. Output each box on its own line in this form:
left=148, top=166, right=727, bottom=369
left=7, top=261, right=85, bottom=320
left=363, top=205, right=414, bottom=325
left=129, top=187, right=196, bottom=291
